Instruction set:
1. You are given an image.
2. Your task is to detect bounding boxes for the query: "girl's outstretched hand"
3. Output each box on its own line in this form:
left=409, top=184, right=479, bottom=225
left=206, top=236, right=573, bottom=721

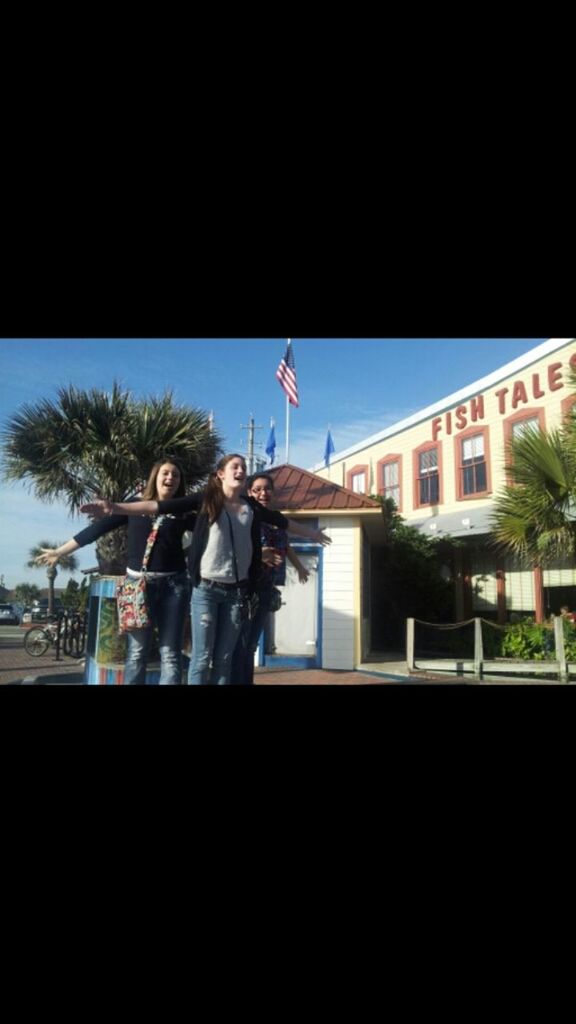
left=36, top=548, right=60, bottom=566
left=80, top=498, right=114, bottom=518
left=311, top=529, right=331, bottom=546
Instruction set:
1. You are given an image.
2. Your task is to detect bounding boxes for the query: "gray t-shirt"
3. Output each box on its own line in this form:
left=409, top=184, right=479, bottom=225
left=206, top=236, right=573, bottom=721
left=199, top=503, right=253, bottom=582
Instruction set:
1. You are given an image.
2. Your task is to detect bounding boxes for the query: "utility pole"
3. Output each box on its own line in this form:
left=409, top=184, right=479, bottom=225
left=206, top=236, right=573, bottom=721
left=240, top=413, right=264, bottom=475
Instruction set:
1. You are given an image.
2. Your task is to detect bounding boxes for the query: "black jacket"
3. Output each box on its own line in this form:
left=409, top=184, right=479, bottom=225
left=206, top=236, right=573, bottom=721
left=74, top=498, right=198, bottom=574
left=158, top=494, right=288, bottom=587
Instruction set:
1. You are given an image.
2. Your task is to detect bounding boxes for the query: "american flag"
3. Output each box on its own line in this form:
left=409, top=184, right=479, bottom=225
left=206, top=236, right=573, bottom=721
left=276, top=339, right=299, bottom=407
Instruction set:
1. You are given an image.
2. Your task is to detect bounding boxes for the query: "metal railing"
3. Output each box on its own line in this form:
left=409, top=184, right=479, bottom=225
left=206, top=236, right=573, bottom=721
left=45, top=611, right=88, bottom=661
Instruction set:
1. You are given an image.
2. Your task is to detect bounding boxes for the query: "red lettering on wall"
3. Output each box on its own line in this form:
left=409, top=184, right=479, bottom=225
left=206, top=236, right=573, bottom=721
left=512, top=381, right=528, bottom=409
left=470, top=395, right=484, bottom=421
left=495, top=388, right=508, bottom=414
left=548, top=361, right=563, bottom=391
left=428, top=352, right=574, bottom=444
left=455, top=405, right=467, bottom=430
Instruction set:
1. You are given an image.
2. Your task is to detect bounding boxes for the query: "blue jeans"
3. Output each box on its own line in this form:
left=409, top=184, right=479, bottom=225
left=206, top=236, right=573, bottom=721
left=231, top=586, right=273, bottom=685
left=124, top=572, right=190, bottom=685
left=188, top=581, right=246, bottom=685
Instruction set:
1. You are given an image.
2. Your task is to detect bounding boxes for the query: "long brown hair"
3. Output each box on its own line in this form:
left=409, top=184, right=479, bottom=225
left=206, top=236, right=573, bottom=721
left=141, top=459, right=186, bottom=501
left=202, top=453, right=246, bottom=524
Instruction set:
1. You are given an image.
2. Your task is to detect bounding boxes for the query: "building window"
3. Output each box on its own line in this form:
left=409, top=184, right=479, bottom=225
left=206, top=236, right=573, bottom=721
left=455, top=426, right=491, bottom=500
left=462, top=434, right=486, bottom=495
left=417, top=447, right=439, bottom=506
left=346, top=464, right=369, bottom=494
left=504, top=408, right=545, bottom=449
left=413, top=441, right=443, bottom=508
left=511, top=416, right=540, bottom=440
left=503, top=408, right=546, bottom=484
left=383, top=461, right=399, bottom=503
left=377, top=455, right=402, bottom=510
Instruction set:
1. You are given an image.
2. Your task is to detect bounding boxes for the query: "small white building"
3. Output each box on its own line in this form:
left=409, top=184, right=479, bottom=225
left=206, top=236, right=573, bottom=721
left=260, top=465, right=383, bottom=671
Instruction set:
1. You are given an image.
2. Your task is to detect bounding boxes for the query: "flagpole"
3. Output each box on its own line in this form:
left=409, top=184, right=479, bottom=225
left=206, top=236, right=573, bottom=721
left=285, top=337, right=291, bottom=462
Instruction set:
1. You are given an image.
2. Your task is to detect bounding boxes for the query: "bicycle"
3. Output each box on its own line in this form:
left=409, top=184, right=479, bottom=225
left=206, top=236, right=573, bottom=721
left=23, top=612, right=87, bottom=658
left=23, top=619, right=61, bottom=657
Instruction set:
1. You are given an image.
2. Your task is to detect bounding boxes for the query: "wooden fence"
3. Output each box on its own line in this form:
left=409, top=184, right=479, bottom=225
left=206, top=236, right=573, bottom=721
left=406, top=616, right=572, bottom=683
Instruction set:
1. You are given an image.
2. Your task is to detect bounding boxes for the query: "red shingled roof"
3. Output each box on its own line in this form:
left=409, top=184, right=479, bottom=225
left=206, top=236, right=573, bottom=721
left=267, top=464, right=381, bottom=512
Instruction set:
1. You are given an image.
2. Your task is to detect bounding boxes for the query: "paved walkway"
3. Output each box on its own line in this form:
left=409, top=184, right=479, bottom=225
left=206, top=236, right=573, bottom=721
left=0, top=633, right=441, bottom=685
left=0, top=633, right=563, bottom=686
left=0, top=633, right=85, bottom=685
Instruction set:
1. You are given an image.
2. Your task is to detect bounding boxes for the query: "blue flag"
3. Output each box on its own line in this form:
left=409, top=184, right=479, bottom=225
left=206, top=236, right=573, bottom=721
left=324, top=429, right=335, bottom=467
left=265, top=421, right=276, bottom=465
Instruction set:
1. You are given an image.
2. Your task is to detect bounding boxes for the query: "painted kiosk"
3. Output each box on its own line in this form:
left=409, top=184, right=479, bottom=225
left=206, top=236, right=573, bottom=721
left=84, top=575, right=190, bottom=684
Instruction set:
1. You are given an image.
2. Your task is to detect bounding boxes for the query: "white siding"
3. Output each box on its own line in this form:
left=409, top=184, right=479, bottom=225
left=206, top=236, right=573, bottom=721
left=543, top=559, right=576, bottom=587
left=471, top=550, right=498, bottom=611
left=505, top=556, right=535, bottom=611
left=320, top=517, right=356, bottom=670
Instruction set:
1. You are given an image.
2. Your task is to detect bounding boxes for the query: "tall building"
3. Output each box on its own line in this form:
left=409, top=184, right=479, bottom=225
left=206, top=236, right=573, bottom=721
left=312, top=338, right=576, bottom=626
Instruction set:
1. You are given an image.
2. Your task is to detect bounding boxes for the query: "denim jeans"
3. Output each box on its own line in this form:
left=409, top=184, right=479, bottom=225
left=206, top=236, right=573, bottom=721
left=231, top=586, right=273, bottom=685
left=124, top=572, right=190, bottom=685
left=188, top=581, right=246, bottom=685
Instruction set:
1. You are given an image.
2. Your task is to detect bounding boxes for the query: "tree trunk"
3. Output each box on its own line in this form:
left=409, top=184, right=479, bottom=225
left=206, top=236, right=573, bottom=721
left=46, top=565, right=57, bottom=616
left=95, top=526, right=129, bottom=576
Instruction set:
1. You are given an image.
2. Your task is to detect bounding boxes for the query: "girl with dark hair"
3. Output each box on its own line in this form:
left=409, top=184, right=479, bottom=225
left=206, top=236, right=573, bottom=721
left=231, top=472, right=310, bottom=685
left=82, top=453, right=331, bottom=685
left=37, top=460, right=198, bottom=684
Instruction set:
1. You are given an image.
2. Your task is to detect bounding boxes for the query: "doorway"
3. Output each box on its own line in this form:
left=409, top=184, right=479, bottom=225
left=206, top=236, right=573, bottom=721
left=261, top=547, right=321, bottom=668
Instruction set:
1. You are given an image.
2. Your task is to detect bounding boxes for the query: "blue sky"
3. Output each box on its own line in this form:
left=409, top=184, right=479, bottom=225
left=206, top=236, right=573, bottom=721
left=0, top=337, right=548, bottom=589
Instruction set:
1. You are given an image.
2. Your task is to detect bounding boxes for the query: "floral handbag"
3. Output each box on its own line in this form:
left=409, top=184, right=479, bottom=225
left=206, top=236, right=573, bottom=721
left=116, top=519, right=161, bottom=634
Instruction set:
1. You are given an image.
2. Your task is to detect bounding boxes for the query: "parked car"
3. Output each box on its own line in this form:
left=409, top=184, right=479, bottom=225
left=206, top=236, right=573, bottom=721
left=31, top=598, right=64, bottom=622
left=0, top=603, right=21, bottom=625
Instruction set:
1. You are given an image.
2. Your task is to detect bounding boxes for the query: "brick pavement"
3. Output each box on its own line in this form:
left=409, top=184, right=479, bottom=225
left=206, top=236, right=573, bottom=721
left=0, top=633, right=85, bottom=685
left=0, top=632, right=561, bottom=685
left=253, top=667, right=393, bottom=684
left=0, top=633, right=423, bottom=685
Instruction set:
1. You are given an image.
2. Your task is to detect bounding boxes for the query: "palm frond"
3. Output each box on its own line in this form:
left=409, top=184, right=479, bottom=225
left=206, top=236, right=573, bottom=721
left=491, top=426, right=576, bottom=565
left=2, top=382, right=223, bottom=512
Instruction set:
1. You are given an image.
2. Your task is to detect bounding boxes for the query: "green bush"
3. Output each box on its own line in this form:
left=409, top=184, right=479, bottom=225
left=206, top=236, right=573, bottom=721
left=500, top=618, right=555, bottom=661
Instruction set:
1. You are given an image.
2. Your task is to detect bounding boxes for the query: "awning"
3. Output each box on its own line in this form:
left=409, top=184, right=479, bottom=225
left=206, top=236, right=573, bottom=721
left=409, top=505, right=494, bottom=538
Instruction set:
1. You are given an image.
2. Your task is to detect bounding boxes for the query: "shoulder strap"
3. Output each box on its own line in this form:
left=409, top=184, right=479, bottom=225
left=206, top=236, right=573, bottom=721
left=140, top=516, right=162, bottom=574
left=223, top=508, right=240, bottom=584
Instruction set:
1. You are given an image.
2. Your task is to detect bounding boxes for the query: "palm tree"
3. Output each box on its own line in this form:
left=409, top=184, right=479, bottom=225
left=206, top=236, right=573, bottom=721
left=2, top=382, right=222, bottom=573
left=490, top=424, right=576, bottom=566
left=27, top=541, right=79, bottom=617
left=13, top=582, right=42, bottom=606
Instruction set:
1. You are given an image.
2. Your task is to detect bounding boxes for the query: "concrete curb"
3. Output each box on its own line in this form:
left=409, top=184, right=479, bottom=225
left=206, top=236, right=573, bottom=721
left=15, top=672, right=85, bottom=685
left=356, top=669, right=466, bottom=684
